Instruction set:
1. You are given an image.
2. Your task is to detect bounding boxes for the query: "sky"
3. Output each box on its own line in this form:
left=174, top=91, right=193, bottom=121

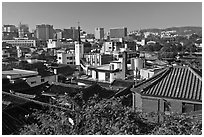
left=2, top=2, right=202, bottom=34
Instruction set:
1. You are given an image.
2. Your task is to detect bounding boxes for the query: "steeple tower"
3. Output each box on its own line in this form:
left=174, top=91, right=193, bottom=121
left=75, top=21, right=84, bottom=74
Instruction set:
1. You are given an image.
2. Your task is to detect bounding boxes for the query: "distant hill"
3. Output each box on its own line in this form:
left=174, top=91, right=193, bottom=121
left=164, top=26, right=202, bottom=35
left=140, top=26, right=202, bottom=36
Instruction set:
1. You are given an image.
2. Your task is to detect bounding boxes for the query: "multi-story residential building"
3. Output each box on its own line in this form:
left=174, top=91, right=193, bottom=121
left=83, top=53, right=113, bottom=66
left=110, top=27, right=127, bottom=41
left=57, top=27, right=79, bottom=41
left=101, top=41, right=124, bottom=54
left=62, top=28, right=73, bottom=39
left=95, top=27, right=104, bottom=40
left=57, top=50, right=75, bottom=65
left=2, top=25, right=18, bottom=40
left=2, top=25, right=17, bottom=33
left=47, top=39, right=61, bottom=49
left=36, top=24, right=54, bottom=41
left=2, top=37, right=36, bottom=47
left=79, top=51, right=128, bottom=83
left=2, top=42, right=17, bottom=59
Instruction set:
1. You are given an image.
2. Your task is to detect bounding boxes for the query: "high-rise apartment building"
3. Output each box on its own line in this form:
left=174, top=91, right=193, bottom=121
left=95, top=27, right=104, bottom=40
left=110, top=27, right=127, bottom=39
left=18, top=23, right=29, bottom=38
left=2, top=25, right=17, bottom=33
left=62, top=29, right=73, bottom=39
left=61, top=27, right=79, bottom=41
left=36, top=24, right=54, bottom=41
left=2, top=25, right=18, bottom=40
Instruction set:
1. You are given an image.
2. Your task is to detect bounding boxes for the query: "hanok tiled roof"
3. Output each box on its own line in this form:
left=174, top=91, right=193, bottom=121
left=42, top=82, right=83, bottom=97
left=111, top=79, right=134, bottom=88
left=51, top=64, right=76, bottom=76
left=132, top=66, right=202, bottom=102
left=82, top=83, right=115, bottom=101
left=10, top=81, right=49, bottom=95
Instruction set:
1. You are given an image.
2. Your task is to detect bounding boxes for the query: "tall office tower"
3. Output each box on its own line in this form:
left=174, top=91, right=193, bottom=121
left=71, top=27, right=79, bottom=41
left=110, top=27, right=127, bottom=39
left=62, top=29, right=73, bottom=39
left=18, top=23, right=29, bottom=38
left=36, top=24, right=54, bottom=40
left=61, top=27, right=79, bottom=40
left=95, top=27, right=104, bottom=40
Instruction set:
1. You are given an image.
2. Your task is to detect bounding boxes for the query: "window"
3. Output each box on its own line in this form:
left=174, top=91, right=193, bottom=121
left=31, top=81, right=36, bottom=84
left=194, top=104, right=202, bottom=111
left=164, top=100, right=171, bottom=115
left=41, top=79, right=45, bottom=82
left=182, top=103, right=194, bottom=113
left=58, top=57, right=61, bottom=59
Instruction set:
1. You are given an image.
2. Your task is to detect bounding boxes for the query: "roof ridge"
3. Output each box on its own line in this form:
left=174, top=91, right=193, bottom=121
left=134, top=67, right=168, bottom=88
left=142, top=67, right=171, bottom=92
left=188, top=67, right=202, bottom=81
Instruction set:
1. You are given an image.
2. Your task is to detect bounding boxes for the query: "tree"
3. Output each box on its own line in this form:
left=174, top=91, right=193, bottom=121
left=151, top=113, right=202, bottom=135
left=19, top=95, right=202, bottom=135
left=19, top=95, right=154, bottom=135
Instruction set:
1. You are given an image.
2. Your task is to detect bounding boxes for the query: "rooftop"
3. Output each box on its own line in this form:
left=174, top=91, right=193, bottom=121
left=88, top=64, right=121, bottom=73
left=2, top=69, right=38, bottom=79
left=131, top=66, right=202, bottom=102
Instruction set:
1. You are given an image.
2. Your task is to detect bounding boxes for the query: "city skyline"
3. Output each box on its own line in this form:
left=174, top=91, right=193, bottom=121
left=2, top=2, right=202, bottom=34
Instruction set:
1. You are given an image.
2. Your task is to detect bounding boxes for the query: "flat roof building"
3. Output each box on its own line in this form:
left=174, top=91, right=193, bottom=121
left=3, top=38, right=36, bottom=47
left=95, top=27, right=104, bottom=40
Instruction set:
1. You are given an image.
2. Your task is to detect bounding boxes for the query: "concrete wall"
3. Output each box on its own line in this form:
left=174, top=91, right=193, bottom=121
left=47, top=39, right=60, bottom=49
left=134, top=95, right=200, bottom=114
left=26, top=75, right=57, bottom=87
left=102, top=42, right=114, bottom=53
left=98, top=72, right=106, bottom=81
left=42, top=75, right=57, bottom=84
left=57, top=52, right=75, bottom=64
left=26, top=75, right=41, bottom=87
left=91, top=70, right=97, bottom=79
left=134, top=92, right=142, bottom=111
left=140, top=69, right=155, bottom=79
left=75, top=43, right=84, bottom=65
left=110, top=71, right=123, bottom=83
left=110, top=62, right=122, bottom=70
